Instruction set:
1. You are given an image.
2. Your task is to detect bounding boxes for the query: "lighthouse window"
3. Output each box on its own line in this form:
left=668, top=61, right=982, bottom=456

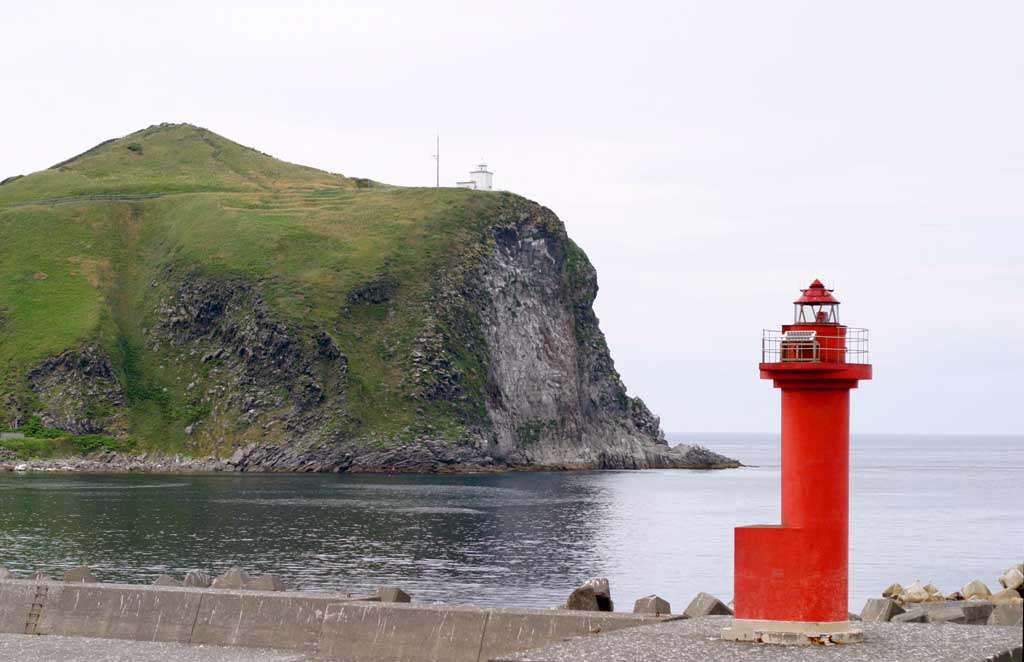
left=795, top=304, right=839, bottom=324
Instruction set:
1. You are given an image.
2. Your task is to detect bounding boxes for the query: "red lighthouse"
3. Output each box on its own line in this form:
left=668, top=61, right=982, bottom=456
left=723, top=279, right=871, bottom=645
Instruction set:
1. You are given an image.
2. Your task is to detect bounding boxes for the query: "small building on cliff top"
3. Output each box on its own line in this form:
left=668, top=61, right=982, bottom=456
left=456, top=161, right=494, bottom=191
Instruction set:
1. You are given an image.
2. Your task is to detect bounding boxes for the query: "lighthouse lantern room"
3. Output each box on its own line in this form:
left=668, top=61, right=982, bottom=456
left=793, top=279, right=839, bottom=324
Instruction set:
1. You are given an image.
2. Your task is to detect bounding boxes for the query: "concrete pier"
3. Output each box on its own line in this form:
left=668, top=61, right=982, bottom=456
left=0, top=578, right=668, bottom=661
left=6, top=578, right=1018, bottom=661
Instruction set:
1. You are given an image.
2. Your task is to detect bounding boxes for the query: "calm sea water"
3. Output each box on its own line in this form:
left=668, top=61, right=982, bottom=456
left=0, top=434, right=1020, bottom=612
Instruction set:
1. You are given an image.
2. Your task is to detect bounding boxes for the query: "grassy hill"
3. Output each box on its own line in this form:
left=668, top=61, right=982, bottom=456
left=0, top=123, right=735, bottom=471
left=0, top=123, right=510, bottom=456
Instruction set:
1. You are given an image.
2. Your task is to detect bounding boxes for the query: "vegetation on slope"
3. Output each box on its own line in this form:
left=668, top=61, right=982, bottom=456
left=0, top=123, right=509, bottom=456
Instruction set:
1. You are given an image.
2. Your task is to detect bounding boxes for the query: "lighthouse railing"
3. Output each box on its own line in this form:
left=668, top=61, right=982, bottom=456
left=762, top=328, right=869, bottom=364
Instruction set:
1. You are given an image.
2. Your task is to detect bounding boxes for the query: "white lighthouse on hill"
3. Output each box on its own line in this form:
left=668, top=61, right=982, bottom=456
left=456, top=161, right=494, bottom=191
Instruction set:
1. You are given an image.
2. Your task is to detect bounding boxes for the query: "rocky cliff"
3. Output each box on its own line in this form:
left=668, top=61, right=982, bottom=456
left=0, top=123, right=737, bottom=471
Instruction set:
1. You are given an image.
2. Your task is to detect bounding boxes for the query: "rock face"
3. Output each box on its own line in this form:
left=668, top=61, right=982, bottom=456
left=149, top=275, right=348, bottom=450
left=26, top=345, right=126, bottom=435
left=470, top=211, right=717, bottom=469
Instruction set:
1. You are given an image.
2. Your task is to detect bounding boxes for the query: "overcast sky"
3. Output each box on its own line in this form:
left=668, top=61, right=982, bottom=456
left=3, top=1, right=1021, bottom=435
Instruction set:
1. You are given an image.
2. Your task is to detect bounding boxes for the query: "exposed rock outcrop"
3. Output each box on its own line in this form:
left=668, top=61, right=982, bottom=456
left=464, top=201, right=734, bottom=469
left=148, top=274, right=349, bottom=449
left=26, top=344, right=126, bottom=434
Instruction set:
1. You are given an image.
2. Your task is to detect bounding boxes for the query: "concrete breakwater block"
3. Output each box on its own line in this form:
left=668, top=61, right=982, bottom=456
left=151, top=574, right=183, bottom=587
left=211, top=566, right=287, bottom=591
left=478, top=608, right=667, bottom=662
left=211, top=566, right=251, bottom=589
left=963, top=579, right=993, bottom=601
left=884, top=600, right=1000, bottom=626
left=989, top=604, right=1024, bottom=627
left=246, top=574, right=286, bottom=592
left=0, top=578, right=669, bottom=661
left=1000, top=567, right=1024, bottom=591
left=62, top=566, right=98, bottom=583
left=40, top=583, right=203, bottom=642
left=892, top=610, right=928, bottom=623
left=0, top=579, right=37, bottom=634
left=184, top=570, right=212, bottom=588
left=318, top=602, right=489, bottom=662
left=683, top=592, right=732, bottom=618
left=860, top=597, right=905, bottom=622
left=564, top=578, right=614, bottom=612
left=316, top=603, right=667, bottom=662
left=633, top=595, right=671, bottom=616
left=376, top=586, right=411, bottom=603
left=961, top=603, right=998, bottom=625
left=992, top=588, right=1023, bottom=605
left=489, top=614, right=1024, bottom=662
left=190, top=590, right=341, bottom=653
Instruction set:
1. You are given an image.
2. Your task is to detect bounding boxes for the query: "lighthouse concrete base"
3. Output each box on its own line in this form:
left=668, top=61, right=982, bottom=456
left=720, top=618, right=864, bottom=645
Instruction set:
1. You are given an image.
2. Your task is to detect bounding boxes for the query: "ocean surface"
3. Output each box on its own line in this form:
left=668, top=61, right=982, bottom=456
left=0, top=434, right=1020, bottom=612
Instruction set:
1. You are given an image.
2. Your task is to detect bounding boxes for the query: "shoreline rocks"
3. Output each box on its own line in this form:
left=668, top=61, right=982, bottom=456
left=0, top=445, right=740, bottom=475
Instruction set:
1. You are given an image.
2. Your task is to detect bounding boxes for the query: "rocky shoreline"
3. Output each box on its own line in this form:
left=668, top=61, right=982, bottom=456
left=0, top=440, right=740, bottom=474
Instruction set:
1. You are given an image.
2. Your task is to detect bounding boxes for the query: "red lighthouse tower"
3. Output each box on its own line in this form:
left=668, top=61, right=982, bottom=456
left=723, top=279, right=871, bottom=645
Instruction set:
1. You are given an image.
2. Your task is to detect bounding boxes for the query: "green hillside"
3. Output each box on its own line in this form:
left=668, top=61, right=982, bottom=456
left=0, top=123, right=511, bottom=455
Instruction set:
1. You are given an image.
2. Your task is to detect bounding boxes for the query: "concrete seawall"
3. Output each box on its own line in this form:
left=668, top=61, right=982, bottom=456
left=0, top=578, right=670, bottom=661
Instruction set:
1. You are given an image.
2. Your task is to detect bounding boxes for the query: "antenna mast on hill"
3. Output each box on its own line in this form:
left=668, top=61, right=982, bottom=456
left=432, top=132, right=439, bottom=187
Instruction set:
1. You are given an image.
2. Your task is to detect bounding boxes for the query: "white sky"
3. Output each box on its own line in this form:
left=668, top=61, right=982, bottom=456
left=3, top=1, right=1021, bottom=434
